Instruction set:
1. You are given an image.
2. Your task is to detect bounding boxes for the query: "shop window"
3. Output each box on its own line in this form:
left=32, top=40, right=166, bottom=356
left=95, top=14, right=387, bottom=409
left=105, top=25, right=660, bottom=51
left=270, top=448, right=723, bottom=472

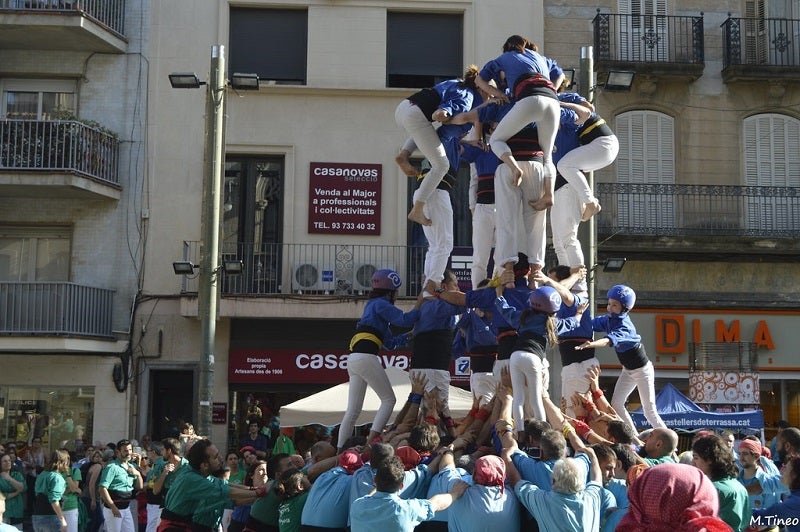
left=0, top=386, right=94, bottom=455
left=228, top=8, right=308, bottom=85
left=386, top=12, right=463, bottom=88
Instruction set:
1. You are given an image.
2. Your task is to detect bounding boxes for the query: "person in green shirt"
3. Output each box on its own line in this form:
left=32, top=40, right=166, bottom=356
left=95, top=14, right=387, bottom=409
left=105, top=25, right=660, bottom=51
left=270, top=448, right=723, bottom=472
left=275, top=469, right=310, bottom=532
left=0, top=453, right=25, bottom=527
left=99, top=440, right=144, bottom=532
left=226, top=452, right=246, bottom=485
left=159, top=440, right=258, bottom=532
left=61, top=462, right=82, bottom=532
left=640, top=427, right=679, bottom=466
left=33, top=449, right=70, bottom=532
left=692, top=433, right=752, bottom=532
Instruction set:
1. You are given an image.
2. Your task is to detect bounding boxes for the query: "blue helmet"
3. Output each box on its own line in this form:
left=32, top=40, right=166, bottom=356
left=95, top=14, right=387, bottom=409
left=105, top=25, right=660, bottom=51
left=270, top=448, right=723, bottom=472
left=607, top=284, right=636, bottom=311
left=529, top=286, right=562, bottom=314
left=371, top=269, right=402, bottom=291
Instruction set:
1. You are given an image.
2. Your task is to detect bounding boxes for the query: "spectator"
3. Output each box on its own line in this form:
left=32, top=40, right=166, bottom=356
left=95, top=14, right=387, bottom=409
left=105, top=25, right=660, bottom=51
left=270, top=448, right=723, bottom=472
left=692, top=434, right=751, bottom=532
left=751, top=456, right=800, bottom=532
left=616, top=463, right=731, bottom=531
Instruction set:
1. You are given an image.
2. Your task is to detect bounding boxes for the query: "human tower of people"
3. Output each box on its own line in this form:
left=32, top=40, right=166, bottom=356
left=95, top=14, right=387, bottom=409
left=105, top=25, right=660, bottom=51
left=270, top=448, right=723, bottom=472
left=6, top=33, right=800, bottom=532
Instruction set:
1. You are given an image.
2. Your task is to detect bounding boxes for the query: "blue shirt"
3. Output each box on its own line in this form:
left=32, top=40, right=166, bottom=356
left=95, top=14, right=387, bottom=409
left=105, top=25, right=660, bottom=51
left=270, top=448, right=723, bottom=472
left=412, top=298, right=465, bottom=335
left=466, top=284, right=531, bottom=331
left=591, top=313, right=641, bottom=353
left=495, top=296, right=550, bottom=338
left=300, top=466, right=353, bottom=529
left=553, top=106, right=581, bottom=165
left=480, top=50, right=551, bottom=92
left=440, top=467, right=520, bottom=532
left=456, top=309, right=498, bottom=352
left=556, top=293, right=594, bottom=339
left=431, top=79, right=477, bottom=119
left=356, top=297, right=419, bottom=350
left=423, top=467, right=472, bottom=523
left=738, top=456, right=789, bottom=512
left=514, top=480, right=603, bottom=532
left=398, top=465, right=431, bottom=500
left=751, top=490, right=800, bottom=532
left=461, top=144, right=500, bottom=179
left=350, top=491, right=436, bottom=532
left=511, top=450, right=557, bottom=489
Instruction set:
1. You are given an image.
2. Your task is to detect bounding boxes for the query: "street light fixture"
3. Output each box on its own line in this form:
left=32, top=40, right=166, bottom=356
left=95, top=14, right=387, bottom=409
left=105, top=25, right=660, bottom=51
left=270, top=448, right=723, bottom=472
left=230, top=72, right=260, bottom=90
left=222, top=259, right=245, bottom=274
left=601, top=257, right=627, bottom=273
left=561, top=68, right=576, bottom=90
left=168, top=73, right=205, bottom=89
left=172, top=261, right=198, bottom=275
left=167, top=45, right=228, bottom=438
left=602, top=70, right=636, bottom=92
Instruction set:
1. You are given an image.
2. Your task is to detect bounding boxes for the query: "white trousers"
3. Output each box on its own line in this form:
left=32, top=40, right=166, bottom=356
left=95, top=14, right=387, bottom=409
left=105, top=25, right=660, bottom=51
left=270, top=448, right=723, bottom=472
left=494, top=162, right=547, bottom=268
left=470, top=371, right=497, bottom=407
left=560, top=357, right=600, bottom=417
left=490, top=95, right=560, bottom=178
left=416, top=188, right=453, bottom=284
left=63, top=508, right=78, bottom=532
left=611, top=361, right=667, bottom=429
left=338, top=352, right=397, bottom=448
left=556, top=135, right=619, bottom=203
left=145, top=504, right=161, bottom=532
left=102, top=506, right=136, bottom=532
left=551, top=184, right=584, bottom=269
left=509, top=350, right=549, bottom=432
left=395, top=99, right=448, bottom=203
left=409, top=368, right=451, bottom=414
left=471, top=203, right=496, bottom=288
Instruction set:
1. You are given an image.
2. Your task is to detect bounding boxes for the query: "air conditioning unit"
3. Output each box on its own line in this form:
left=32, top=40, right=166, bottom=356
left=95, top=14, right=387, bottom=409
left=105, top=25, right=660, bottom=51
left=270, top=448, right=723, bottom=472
left=292, top=263, right=336, bottom=293
left=353, top=262, right=396, bottom=293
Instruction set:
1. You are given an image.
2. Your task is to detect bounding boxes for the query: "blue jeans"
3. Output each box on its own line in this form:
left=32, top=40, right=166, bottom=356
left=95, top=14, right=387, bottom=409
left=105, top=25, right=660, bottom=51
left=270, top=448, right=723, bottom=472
left=32, top=514, right=62, bottom=532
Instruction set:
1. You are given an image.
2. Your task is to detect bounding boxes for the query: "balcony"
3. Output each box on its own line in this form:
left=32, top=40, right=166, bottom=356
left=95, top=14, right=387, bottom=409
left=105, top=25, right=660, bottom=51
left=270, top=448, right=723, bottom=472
left=0, top=0, right=126, bottom=52
left=595, top=183, right=800, bottom=259
left=0, top=118, right=120, bottom=199
left=0, top=282, right=114, bottom=339
left=721, top=16, right=800, bottom=82
left=593, top=11, right=704, bottom=80
left=177, top=242, right=429, bottom=299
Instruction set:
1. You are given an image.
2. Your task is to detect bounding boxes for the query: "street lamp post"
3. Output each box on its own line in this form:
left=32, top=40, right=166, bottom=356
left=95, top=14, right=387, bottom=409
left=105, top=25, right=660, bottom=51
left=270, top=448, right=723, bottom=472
left=578, top=45, right=597, bottom=312
left=198, top=45, right=226, bottom=437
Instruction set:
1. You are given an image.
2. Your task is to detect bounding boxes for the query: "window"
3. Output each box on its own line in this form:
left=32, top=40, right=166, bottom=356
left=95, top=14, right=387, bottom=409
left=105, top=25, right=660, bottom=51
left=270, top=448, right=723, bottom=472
left=386, top=12, right=463, bottom=88
left=0, top=385, right=94, bottom=454
left=222, top=157, right=284, bottom=294
left=229, top=8, right=307, bottom=85
left=617, top=0, right=668, bottom=61
left=1, top=79, right=76, bottom=119
left=615, top=110, right=675, bottom=228
left=0, top=226, right=71, bottom=282
left=743, top=113, right=800, bottom=231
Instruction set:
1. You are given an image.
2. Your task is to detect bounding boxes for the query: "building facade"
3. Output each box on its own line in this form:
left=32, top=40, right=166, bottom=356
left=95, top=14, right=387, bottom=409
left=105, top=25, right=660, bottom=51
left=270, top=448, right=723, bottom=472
left=0, top=1, right=147, bottom=449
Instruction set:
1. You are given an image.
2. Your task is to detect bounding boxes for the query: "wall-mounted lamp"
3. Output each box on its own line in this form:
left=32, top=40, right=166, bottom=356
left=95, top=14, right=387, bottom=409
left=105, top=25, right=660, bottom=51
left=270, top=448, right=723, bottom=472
left=593, top=257, right=627, bottom=273
left=172, top=260, right=244, bottom=275
left=172, top=261, right=198, bottom=275
left=168, top=73, right=205, bottom=89
left=222, top=259, right=244, bottom=275
left=230, top=72, right=260, bottom=90
left=602, top=70, right=635, bottom=92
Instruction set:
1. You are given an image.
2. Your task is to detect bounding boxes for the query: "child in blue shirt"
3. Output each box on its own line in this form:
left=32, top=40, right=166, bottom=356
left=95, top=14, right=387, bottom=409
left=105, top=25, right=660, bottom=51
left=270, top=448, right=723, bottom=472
left=575, top=284, right=666, bottom=430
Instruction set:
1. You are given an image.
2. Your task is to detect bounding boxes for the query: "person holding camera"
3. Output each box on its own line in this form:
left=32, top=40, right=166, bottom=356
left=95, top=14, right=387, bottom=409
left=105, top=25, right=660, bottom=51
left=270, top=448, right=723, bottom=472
left=99, top=440, right=143, bottom=532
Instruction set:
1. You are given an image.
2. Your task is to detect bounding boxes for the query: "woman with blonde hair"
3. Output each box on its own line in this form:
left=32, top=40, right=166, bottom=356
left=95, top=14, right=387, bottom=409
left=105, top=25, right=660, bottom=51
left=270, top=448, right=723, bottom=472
left=32, top=449, right=70, bottom=532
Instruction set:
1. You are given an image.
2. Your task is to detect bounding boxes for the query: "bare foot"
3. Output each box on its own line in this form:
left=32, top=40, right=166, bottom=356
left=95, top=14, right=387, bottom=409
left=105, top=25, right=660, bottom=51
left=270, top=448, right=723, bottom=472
left=408, top=204, right=432, bottom=226
left=581, top=200, right=602, bottom=221
left=394, top=154, right=417, bottom=177
left=529, top=195, right=553, bottom=211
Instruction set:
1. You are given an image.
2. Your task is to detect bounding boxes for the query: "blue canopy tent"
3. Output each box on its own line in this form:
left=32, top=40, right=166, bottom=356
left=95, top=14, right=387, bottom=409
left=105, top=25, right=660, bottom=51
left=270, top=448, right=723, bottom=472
left=630, top=383, right=764, bottom=432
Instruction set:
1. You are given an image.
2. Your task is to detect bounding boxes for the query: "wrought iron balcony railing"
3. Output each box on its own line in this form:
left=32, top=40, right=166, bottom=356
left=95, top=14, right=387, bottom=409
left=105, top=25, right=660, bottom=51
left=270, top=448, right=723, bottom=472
left=0, top=0, right=125, bottom=36
left=596, top=183, right=800, bottom=237
left=594, top=11, right=704, bottom=64
left=178, top=242, right=429, bottom=298
left=0, top=282, right=114, bottom=337
left=722, top=16, right=800, bottom=69
left=0, top=119, right=119, bottom=186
